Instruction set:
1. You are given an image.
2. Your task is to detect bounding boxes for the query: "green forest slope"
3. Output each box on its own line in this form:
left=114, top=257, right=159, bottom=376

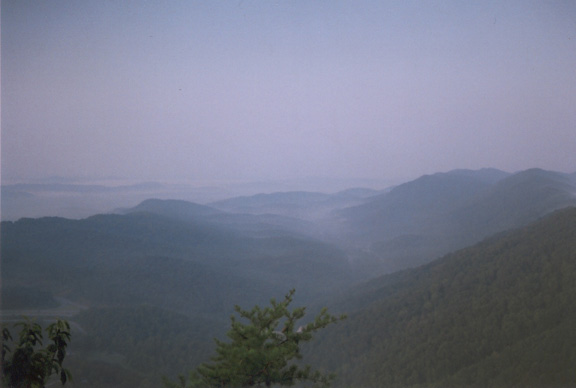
left=1, top=212, right=353, bottom=387
left=309, top=206, right=576, bottom=388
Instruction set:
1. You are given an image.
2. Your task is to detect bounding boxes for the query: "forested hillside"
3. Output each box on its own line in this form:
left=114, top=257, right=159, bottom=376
left=338, top=168, right=576, bottom=273
left=309, top=206, right=576, bottom=387
left=2, top=168, right=575, bottom=387
left=0, top=211, right=352, bottom=387
left=1, top=211, right=353, bottom=308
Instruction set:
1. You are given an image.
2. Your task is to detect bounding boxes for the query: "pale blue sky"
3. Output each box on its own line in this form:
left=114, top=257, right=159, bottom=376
left=2, top=0, right=576, bottom=186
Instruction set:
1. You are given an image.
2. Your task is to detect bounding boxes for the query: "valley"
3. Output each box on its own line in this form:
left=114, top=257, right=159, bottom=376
left=2, top=167, right=576, bottom=387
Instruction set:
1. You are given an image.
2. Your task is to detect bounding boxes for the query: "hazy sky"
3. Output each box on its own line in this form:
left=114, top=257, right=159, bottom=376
left=2, top=0, right=576, bottom=187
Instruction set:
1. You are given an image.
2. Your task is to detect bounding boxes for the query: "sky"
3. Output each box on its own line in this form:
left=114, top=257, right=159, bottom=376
left=2, top=0, right=576, bottom=188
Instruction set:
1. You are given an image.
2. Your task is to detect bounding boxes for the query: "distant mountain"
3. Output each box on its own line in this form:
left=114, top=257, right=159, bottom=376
left=209, top=189, right=380, bottom=221
left=117, top=198, right=223, bottom=219
left=341, top=169, right=505, bottom=239
left=119, top=198, right=321, bottom=239
left=437, top=167, right=510, bottom=183
left=332, top=187, right=384, bottom=199
left=451, top=168, right=576, bottom=241
left=0, top=181, right=194, bottom=221
left=309, top=206, right=576, bottom=387
left=212, top=191, right=332, bottom=209
left=338, top=168, right=576, bottom=272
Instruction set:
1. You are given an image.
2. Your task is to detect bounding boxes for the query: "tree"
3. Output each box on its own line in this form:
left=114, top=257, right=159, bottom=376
left=166, top=289, right=345, bottom=388
left=2, top=318, right=72, bottom=388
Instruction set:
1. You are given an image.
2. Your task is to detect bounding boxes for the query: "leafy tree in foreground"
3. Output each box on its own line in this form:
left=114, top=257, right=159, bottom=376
left=166, top=289, right=345, bottom=388
left=2, top=318, right=72, bottom=388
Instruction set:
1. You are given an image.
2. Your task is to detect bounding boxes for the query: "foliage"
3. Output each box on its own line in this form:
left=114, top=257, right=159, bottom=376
left=166, top=289, right=345, bottom=388
left=2, top=318, right=72, bottom=388
left=309, top=206, right=576, bottom=387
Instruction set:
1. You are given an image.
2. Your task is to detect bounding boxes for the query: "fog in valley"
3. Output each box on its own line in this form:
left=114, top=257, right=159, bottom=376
left=2, top=1, right=576, bottom=387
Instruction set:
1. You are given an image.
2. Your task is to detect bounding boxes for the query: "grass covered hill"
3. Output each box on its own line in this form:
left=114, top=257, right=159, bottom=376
left=309, top=206, right=576, bottom=388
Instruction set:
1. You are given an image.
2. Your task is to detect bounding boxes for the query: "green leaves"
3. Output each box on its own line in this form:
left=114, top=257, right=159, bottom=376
left=1, top=318, right=72, bottom=388
left=169, top=289, right=345, bottom=387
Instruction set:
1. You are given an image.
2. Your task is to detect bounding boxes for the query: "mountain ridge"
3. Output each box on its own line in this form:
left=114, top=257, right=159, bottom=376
left=336, top=168, right=576, bottom=273
left=2, top=167, right=576, bottom=387
left=309, top=206, right=576, bottom=387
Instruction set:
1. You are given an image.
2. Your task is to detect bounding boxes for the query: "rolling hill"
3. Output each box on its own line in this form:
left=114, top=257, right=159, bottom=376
left=118, top=198, right=321, bottom=239
left=1, top=210, right=353, bottom=387
left=2, top=167, right=575, bottom=387
left=1, top=211, right=353, bottom=312
left=209, top=188, right=380, bottom=221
